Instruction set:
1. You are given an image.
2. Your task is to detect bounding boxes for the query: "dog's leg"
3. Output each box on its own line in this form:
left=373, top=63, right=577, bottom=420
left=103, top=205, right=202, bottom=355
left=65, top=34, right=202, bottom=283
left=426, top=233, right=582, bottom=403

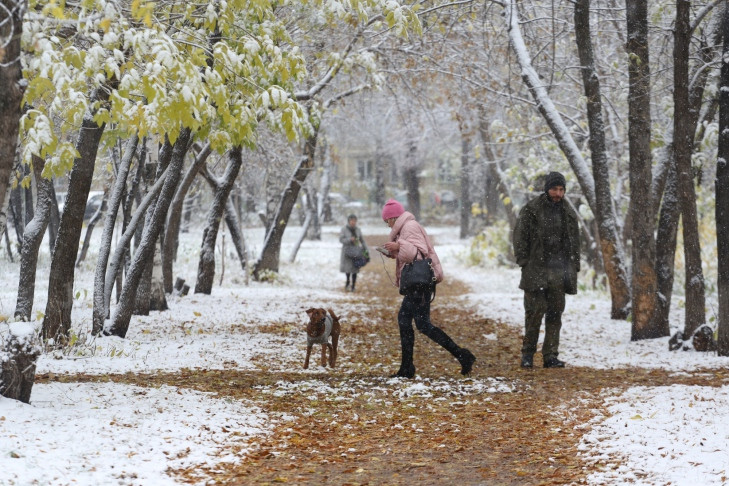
left=304, top=344, right=313, bottom=369
left=320, top=343, right=328, bottom=367
left=329, top=336, right=338, bottom=367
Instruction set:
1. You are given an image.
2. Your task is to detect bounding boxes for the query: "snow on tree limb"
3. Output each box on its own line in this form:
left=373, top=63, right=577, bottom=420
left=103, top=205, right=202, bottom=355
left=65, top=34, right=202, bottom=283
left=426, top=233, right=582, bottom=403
left=503, top=0, right=596, bottom=209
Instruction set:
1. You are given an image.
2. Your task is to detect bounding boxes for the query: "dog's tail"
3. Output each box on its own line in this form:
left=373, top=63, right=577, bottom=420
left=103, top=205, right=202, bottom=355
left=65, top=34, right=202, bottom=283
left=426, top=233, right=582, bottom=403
left=327, top=308, right=339, bottom=322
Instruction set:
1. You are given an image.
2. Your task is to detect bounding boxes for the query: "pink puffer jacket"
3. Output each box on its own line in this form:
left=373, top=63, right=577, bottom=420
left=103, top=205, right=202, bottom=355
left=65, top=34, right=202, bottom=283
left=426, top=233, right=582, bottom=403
left=387, top=212, right=444, bottom=287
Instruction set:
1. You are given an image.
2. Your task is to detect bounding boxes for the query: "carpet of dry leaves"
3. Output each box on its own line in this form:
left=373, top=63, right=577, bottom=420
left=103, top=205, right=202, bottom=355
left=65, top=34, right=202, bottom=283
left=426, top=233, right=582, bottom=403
left=39, top=236, right=729, bottom=485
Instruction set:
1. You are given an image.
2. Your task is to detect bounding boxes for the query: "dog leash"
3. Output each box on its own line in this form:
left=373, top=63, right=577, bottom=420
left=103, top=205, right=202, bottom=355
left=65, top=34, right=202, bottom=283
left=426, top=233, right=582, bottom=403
left=378, top=251, right=398, bottom=288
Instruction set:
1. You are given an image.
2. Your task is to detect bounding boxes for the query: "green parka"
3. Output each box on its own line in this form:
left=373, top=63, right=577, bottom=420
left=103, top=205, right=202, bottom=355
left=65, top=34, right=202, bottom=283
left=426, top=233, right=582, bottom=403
left=513, top=193, right=580, bottom=295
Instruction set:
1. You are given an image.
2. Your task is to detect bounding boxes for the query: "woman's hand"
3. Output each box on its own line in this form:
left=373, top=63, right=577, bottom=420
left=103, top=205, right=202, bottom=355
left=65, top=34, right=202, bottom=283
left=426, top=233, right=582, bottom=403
left=383, top=241, right=399, bottom=255
left=350, top=237, right=356, bottom=243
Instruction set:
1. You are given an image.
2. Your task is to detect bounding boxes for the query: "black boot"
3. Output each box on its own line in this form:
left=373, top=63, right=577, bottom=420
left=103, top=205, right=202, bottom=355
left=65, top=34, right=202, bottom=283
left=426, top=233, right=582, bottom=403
left=543, top=356, right=565, bottom=368
left=520, top=354, right=534, bottom=368
left=457, top=348, right=476, bottom=375
left=390, top=364, right=415, bottom=378
left=391, top=323, right=415, bottom=378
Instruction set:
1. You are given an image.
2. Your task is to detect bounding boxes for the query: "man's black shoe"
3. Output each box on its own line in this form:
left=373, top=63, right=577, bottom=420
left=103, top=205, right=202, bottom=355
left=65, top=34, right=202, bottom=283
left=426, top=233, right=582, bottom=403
left=520, top=355, right=533, bottom=368
left=543, top=357, right=566, bottom=368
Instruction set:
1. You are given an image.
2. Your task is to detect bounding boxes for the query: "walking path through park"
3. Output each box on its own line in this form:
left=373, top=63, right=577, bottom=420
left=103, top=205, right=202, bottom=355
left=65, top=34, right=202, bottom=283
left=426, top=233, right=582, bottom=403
left=24, top=230, right=729, bottom=485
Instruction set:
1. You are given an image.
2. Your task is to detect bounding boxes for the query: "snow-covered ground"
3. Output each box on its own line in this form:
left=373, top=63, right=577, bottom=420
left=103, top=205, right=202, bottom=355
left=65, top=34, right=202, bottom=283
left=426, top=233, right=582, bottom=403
left=1, top=221, right=728, bottom=484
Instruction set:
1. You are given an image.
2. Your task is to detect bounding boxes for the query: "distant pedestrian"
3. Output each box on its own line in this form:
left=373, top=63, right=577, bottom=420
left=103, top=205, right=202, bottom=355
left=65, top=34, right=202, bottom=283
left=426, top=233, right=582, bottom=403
left=381, top=199, right=476, bottom=378
left=513, top=171, right=580, bottom=368
left=340, top=214, right=368, bottom=292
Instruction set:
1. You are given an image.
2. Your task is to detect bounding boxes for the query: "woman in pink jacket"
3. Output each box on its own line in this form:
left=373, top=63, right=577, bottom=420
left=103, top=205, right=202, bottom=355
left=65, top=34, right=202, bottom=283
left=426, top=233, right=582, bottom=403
left=381, top=199, right=476, bottom=378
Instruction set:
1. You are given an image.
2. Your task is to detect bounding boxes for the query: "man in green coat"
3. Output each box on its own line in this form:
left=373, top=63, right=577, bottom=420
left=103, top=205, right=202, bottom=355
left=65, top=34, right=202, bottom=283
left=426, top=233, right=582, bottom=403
left=512, top=171, right=580, bottom=368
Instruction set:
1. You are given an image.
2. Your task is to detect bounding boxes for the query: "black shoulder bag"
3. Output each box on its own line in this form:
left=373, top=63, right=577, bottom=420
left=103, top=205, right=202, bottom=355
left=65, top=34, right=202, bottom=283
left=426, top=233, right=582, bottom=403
left=399, top=250, right=437, bottom=297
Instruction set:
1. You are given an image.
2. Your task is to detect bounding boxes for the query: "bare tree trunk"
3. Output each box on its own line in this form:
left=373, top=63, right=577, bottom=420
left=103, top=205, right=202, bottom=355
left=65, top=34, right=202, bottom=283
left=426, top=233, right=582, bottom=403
left=163, top=142, right=212, bottom=293
left=106, top=128, right=192, bottom=338
left=14, top=156, right=53, bottom=321
left=103, top=145, right=171, bottom=322
left=655, top=160, right=679, bottom=336
left=625, top=0, right=660, bottom=340
left=476, top=107, right=517, bottom=231
left=76, top=189, right=108, bottom=267
left=675, top=0, right=706, bottom=339
left=253, top=133, right=318, bottom=279
left=1, top=328, right=39, bottom=404
left=290, top=190, right=314, bottom=263
left=223, top=197, right=247, bottom=271
left=403, top=140, right=421, bottom=220
left=458, top=121, right=471, bottom=239
left=47, top=183, right=59, bottom=253
left=718, top=0, right=729, bottom=357
left=0, top=0, right=24, bottom=243
left=92, top=135, right=138, bottom=335
left=9, top=185, right=23, bottom=250
left=195, top=147, right=243, bottom=294
left=149, top=239, right=167, bottom=311
left=43, top=87, right=111, bottom=342
left=134, top=162, right=161, bottom=315
left=574, top=0, right=631, bottom=319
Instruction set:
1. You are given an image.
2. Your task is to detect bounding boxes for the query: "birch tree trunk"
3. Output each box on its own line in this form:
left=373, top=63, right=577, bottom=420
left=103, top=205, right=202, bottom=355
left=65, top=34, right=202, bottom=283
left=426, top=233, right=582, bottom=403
left=14, top=156, right=53, bottom=321
left=91, top=135, right=138, bottom=335
left=253, top=133, right=318, bottom=279
left=717, top=0, right=729, bottom=356
left=195, top=147, right=243, bottom=294
left=43, top=87, right=111, bottom=342
left=163, top=142, right=211, bottom=293
left=106, top=128, right=192, bottom=338
left=574, top=0, right=631, bottom=319
left=674, top=0, right=706, bottom=339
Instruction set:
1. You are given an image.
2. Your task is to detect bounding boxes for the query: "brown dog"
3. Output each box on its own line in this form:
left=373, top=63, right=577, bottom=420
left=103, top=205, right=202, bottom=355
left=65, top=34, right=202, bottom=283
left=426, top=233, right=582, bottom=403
left=304, top=308, right=340, bottom=369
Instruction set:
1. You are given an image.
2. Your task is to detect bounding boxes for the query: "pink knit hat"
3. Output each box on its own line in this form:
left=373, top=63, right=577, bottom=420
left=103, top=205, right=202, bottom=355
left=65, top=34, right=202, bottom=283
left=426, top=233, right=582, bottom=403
left=381, top=198, right=405, bottom=221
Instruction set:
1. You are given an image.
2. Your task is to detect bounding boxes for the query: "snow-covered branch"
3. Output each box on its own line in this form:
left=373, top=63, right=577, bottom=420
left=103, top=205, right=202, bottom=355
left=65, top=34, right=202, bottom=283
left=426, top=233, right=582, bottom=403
left=503, top=0, right=596, bottom=208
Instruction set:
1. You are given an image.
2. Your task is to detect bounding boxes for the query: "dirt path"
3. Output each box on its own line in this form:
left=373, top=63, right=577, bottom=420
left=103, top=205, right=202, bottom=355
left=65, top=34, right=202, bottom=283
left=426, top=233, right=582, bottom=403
left=38, top=239, right=729, bottom=485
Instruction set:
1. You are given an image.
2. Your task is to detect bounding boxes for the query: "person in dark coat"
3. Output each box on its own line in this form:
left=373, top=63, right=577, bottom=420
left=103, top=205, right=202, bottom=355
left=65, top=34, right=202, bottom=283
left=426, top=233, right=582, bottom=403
left=512, top=171, right=580, bottom=369
left=340, top=214, right=368, bottom=292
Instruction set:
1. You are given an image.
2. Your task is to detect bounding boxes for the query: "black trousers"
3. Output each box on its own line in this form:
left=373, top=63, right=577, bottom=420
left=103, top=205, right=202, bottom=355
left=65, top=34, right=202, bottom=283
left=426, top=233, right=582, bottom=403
left=397, top=290, right=461, bottom=368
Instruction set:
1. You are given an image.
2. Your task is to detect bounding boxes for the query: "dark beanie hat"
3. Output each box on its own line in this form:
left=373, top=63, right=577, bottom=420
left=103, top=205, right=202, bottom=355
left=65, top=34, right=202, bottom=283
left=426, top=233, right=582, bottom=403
left=544, top=171, right=566, bottom=193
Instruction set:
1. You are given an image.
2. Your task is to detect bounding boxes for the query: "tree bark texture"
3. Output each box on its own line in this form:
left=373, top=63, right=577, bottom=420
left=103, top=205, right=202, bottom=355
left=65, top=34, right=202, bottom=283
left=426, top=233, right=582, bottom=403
left=476, top=107, right=517, bottom=232
left=459, top=124, right=471, bottom=239
left=47, top=183, right=59, bottom=253
left=106, top=128, right=192, bottom=338
left=92, top=135, right=138, bottom=335
left=133, top=162, right=160, bottom=316
left=625, top=0, right=660, bottom=340
left=149, top=240, right=168, bottom=311
left=403, top=141, right=421, bottom=220
left=674, top=0, right=706, bottom=338
left=717, top=3, right=729, bottom=356
left=75, top=189, right=107, bottom=267
left=1, top=328, right=39, bottom=404
left=654, top=160, right=679, bottom=337
left=14, top=156, right=53, bottom=321
left=163, top=142, right=211, bottom=293
left=195, top=146, right=243, bottom=294
left=574, top=0, right=631, bottom=319
left=0, top=0, right=24, bottom=243
left=103, top=159, right=170, bottom=317
left=42, top=87, right=111, bottom=342
left=253, top=133, right=318, bottom=279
